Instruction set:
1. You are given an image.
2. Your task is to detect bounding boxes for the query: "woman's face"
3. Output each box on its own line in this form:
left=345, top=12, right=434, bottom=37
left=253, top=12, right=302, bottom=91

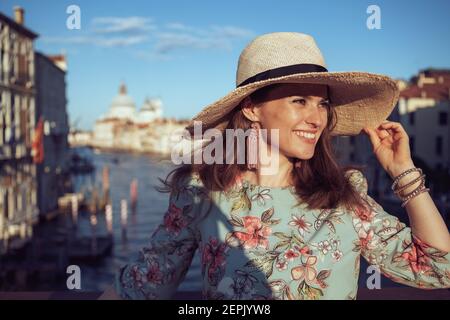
left=246, top=83, right=330, bottom=161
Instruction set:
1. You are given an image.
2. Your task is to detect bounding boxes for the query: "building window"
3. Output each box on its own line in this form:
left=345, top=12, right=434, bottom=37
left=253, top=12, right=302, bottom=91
left=18, top=55, right=26, bottom=82
left=20, top=103, right=28, bottom=145
left=9, top=94, right=15, bottom=143
left=439, top=112, right=448, bottom=126
left=410, top=135, right=415, bottom=154
left=409, top=112, right=415, bottom=125
left=436, top=136, right=443, bottom=156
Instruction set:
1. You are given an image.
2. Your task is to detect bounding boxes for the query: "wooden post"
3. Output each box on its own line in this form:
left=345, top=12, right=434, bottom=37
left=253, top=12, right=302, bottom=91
left=90, top=214, right=98, bottom=256
left=102, top=166, right=110, bottom=193
left=105, top=203, right=113, bottom=237
left=130, top=178, right=138, bottom=214
left=71, top=194, right=78, bottom=228
left=102, top=166, right=110, bottom=208
left=120, top=199, right=127, bottom=242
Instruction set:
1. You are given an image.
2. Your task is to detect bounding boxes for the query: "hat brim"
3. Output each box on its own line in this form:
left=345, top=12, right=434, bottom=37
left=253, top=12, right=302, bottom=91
left=186, top=71, right=399, bottom=136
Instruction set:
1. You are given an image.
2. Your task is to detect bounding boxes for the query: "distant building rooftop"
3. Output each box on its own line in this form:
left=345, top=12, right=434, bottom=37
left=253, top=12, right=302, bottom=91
left=0, top=7, right=38, bottom=39
left=400, top=68, right=450, bottom=101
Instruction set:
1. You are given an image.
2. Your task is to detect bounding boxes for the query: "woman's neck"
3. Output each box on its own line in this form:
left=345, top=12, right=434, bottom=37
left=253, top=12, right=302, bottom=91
left=242, top=155, right=295, bottom=188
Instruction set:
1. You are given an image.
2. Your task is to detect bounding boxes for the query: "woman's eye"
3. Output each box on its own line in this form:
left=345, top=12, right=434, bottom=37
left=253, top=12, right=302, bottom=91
left=293, top=98, right=306, bottom=105
left=320, top=101, right=330, bottom=109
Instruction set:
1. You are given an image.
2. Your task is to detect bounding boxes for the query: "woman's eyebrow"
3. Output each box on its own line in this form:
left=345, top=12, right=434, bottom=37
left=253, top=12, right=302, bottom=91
left=290, top=96, right=330, bottom=102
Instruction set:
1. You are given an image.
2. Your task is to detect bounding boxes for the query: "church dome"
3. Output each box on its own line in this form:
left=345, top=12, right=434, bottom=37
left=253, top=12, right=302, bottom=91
left=136, top=97, right=163, bottom=124
left=107, top=83, right=136, bottom=121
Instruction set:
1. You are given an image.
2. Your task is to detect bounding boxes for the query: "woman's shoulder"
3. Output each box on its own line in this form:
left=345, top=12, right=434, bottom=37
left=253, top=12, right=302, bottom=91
left=170, top=171, right=209, bottom=201
left=167, top=171, right=211, bottom=219
left=344, top=168, right=369, bottom=195
left=178, top=171, right=205, bottom=189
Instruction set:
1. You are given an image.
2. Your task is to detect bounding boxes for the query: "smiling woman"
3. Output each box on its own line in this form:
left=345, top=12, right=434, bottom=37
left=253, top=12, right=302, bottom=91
left=161, top=80, right=366, bottom=211
left=104, top=32, right=450, bottom=300
left=241, top=83, right=331, bottom=159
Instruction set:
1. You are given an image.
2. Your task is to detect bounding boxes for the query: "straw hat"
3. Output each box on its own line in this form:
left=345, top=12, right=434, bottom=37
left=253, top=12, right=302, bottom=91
left=186, top=32, right=399, bottom=136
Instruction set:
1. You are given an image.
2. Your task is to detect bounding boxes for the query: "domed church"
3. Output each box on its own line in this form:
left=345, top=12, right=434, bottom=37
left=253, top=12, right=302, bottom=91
left=93, top=83, right=163, bottom=147
left=106, top=83, right=137, bottom=122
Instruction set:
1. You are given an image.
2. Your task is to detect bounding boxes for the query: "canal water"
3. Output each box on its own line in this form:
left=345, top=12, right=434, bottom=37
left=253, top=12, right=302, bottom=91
left=71, top=147, right=203, bottom=292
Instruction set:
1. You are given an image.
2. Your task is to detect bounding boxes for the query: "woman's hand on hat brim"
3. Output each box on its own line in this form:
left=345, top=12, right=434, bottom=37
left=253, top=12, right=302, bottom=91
left=363, top=121, right=415, bottom=179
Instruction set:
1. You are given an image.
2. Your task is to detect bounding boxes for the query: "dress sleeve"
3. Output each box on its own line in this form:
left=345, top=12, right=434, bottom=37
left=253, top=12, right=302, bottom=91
left=115, top=175, right=207, bottom=299
left=346, top=169, right=450, bottom=289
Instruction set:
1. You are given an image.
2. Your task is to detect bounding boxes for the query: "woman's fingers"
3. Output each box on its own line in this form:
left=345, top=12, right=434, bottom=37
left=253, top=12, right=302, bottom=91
left=364, top=120, right=404, bottom=148
left=375, top=127, right=391, bottom=139
left=364, top=121, right=408, bottom=142
left=363, top=127, right=381, bottom=150
left=379, top=121, right=405, bottom=132
left=379, top=121, right=409, bottom=140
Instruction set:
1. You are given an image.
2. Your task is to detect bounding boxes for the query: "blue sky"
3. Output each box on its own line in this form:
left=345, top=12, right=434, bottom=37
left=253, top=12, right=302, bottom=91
left=1, top=0, right=450, bottom=130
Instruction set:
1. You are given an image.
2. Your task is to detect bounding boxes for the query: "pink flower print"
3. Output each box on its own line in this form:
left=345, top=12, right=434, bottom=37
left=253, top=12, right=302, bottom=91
left=353, top=206, right=378, bottom=232
left=289, top=214, right=312, bottom=237
left=276, top=258, right=288, bottom=271
left=317, top=240, right=332, bottom=255
left=294, top=245, right=312, bottom=256
left=146, top=261, right=163, bottom=285
left=233, top=216, right=272, bottom=249
left=163, top=203, right=188, bottom=235
left=400, top=242, right=433, bottom=273
left=358, top=229, right=378, bottom=251
left=284, top=249, right=300, bottom=261
left=129, top=265, right=145, bottom=288
left=332, top=250, right=343, bottom=262
left=201, top=237, right=229, bottom=286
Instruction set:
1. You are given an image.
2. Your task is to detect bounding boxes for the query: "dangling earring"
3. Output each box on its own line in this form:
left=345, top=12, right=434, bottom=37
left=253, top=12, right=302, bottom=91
left=247, top=122, right=259, bottom=170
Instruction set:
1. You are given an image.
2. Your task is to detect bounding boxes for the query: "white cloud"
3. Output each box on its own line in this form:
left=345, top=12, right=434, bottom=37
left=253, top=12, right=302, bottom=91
left=98, top=35, right=149, bottom=47
left=210, top=26, right=254, bottom=38
left=92, top=16, right=156, bottom=34
left=164, top=22, right=197, bottom=33
left=154, top=32, right=231, bottom=54
left=42, top=16, right=253, bottom=54
left=133, top=50, right=172, bottom=61
left=152, top=24, right=253, bottom=55
left=42, top=35, right=148, bottom=47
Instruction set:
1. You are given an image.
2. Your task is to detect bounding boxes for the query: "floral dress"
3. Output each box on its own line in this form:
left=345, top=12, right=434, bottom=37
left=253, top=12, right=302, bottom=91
left=115, top=169, right=450, bottom=299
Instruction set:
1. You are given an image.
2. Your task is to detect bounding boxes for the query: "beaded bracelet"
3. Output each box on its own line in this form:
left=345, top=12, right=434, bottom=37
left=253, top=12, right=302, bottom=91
left=391, top=167, right=422, bottom=191
left=393, top=173, right=426, bottom=195
left=399, top=176, right=425, bottom=199
left=390, top=167, right=429, bottom=206
left=401, top=185, right=430, bottom=207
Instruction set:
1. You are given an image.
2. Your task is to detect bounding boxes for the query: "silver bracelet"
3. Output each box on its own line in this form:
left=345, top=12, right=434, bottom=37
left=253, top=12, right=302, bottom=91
left=394, top=173, right=426, bottom=195
left=391, top=167, right=422, bottom=191
left=401, top=186, right=430, bottom=207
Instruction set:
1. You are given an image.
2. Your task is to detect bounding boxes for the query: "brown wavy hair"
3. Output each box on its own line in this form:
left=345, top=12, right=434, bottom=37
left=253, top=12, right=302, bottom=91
left=159, top=83, right=367, bottom=211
